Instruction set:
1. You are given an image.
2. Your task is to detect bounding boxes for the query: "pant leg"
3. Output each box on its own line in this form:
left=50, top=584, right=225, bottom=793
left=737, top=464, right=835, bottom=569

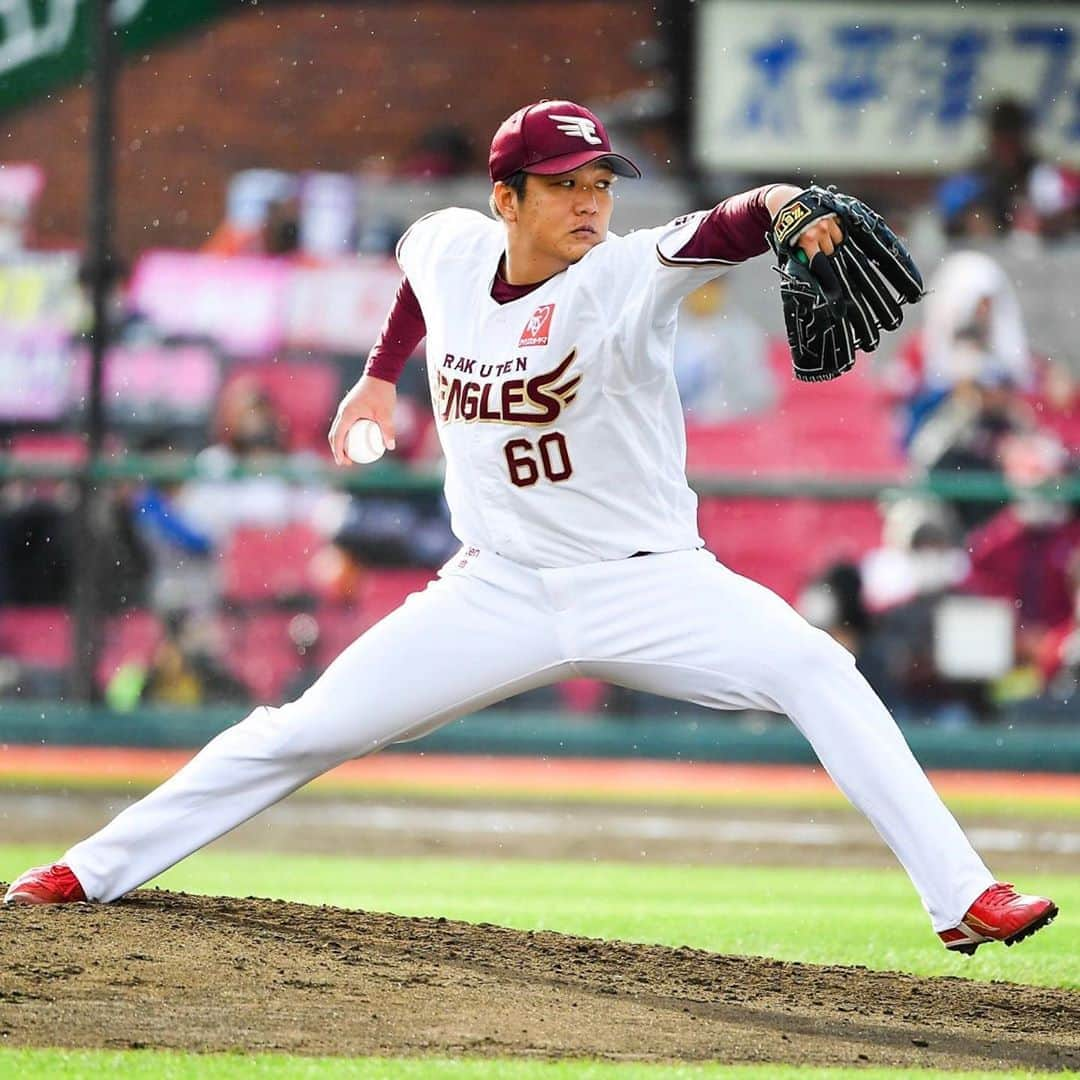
left=66, top=566, right=567, bottom=902
left=569, top=549, right=994, bottom=931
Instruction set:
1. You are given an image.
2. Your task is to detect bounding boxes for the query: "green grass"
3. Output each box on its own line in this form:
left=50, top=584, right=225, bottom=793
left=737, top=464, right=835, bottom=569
left=0, top=1050, right=1075, bottom=1079
left=1, top=844, right=1075, bottom=989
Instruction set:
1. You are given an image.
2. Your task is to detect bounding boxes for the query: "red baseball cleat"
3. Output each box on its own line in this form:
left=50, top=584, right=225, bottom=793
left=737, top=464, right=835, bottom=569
left=939, top=882, right=1058, bottom=955
left=3, top=863, right=87, bottom=905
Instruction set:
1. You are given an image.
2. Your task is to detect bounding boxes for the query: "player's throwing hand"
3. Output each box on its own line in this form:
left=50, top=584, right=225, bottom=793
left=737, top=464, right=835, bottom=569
left=328, top=374, right=397, bottom=466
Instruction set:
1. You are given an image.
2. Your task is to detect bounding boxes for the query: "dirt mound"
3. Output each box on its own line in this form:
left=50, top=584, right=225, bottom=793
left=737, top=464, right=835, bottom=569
left=1, top=890, right=1076, bottom=1070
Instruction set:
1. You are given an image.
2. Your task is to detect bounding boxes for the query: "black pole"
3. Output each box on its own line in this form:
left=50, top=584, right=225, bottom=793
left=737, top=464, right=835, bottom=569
left=663, top=0, right=699, bottom=199
left=71, top=0, right=118, bottom=702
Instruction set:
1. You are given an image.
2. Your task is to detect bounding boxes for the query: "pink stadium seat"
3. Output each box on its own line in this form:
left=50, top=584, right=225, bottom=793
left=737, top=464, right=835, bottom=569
left=312, top=605, right=367, bottom=669
left=685, top=339, right=908, bottom=479
left=0, top=607, right=73, bottom=667
left=308, top=570, right=436, bottom=666
left=687, top=340, right=896, bottom=600
left=356, top=568, right=437, bottom=626
left=225, top=361, right=340, bottom=453
left=224, top=611, right=302, bottom=702
left=698, top=498, right=882, bottom=603
left=8, top=433, right=89, bottom=465
left=96, top=609, right=166, bottom=685
left=558, top=678, right=607, bottom=713
left=221, top=522, right=322, bottom=604
left=1023, top=392, right=1080, bottom=455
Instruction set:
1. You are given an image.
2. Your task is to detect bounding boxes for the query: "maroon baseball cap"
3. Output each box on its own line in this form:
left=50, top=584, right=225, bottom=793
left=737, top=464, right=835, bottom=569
left=488, top=100, right=641, bottom=183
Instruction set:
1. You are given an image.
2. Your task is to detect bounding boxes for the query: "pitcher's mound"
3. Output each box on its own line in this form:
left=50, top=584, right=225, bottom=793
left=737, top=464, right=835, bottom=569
left=1, top=889, right=1076, bottom=1070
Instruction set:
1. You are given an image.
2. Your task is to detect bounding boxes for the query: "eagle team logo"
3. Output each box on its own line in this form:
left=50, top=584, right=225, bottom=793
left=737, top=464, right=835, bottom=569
left=438, top=349, right=581, bottom=426
left=550, top=114, right=602, bottom=145
left=519, top=303, right=555, bottom=347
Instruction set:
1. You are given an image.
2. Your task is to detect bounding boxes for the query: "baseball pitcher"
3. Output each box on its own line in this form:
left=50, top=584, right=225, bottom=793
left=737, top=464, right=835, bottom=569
left=7, top=101, right=1057, bottom=956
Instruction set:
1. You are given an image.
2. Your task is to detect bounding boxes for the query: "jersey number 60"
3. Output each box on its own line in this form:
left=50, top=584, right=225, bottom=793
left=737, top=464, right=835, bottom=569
left=504, top=433, right=573, bottom=487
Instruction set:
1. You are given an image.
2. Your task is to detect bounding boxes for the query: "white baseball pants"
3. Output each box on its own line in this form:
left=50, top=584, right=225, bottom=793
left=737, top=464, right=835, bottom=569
left=65, top=547, right=994, bottom=929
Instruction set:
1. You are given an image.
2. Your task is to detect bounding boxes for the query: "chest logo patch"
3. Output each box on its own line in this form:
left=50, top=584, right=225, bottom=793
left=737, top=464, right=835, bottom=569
left=519, top=303, right=555, bottom=348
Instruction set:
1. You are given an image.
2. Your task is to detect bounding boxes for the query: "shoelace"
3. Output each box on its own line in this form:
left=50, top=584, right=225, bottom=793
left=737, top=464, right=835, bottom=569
left=978, top=883, right=1017, bottom=910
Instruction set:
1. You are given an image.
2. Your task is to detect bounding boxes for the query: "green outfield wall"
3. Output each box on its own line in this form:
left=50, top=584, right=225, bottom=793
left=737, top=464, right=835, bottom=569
left=5, top=454, right=1080, bottom=502
left=1, top=703, right=1078, bottom=772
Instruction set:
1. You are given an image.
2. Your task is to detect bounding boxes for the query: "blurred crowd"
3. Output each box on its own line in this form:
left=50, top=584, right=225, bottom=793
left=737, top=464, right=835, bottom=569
left=937, top=98, right=1080, bottom=246
left=2, top=96, right=1080, bottom=725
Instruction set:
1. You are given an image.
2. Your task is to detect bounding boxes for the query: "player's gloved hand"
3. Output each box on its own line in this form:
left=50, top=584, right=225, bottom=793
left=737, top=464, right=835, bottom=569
left=328, top=374, right=397, bottom=466
left=769, top=184, right=925, bottom=382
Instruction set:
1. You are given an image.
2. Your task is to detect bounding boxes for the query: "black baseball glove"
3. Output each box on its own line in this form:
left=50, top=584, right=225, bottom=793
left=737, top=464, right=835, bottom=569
left=769, top=185, right=925, bottom=383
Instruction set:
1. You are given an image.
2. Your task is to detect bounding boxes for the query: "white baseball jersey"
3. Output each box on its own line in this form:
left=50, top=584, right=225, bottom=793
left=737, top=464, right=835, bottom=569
left=397, top=208, right=732, bottom=568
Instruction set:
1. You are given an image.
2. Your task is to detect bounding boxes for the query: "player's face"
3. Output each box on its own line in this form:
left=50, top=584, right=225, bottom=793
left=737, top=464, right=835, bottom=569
left=517, top=163, right=616, bottom=266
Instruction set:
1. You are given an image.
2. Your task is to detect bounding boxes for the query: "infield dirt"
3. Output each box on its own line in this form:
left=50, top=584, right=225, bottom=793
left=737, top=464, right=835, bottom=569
left=1, top=889, right=1076, bottom=1071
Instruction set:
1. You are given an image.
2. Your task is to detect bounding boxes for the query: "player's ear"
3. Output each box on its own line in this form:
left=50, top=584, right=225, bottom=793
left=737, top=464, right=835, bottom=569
left=492, top=181, right=520, bottom=223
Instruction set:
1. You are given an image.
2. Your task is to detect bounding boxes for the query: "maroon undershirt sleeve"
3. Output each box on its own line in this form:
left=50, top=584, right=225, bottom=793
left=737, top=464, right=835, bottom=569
left=674, top=185, right=777, bottom=263
left=363, top=276, right=427, bottom=384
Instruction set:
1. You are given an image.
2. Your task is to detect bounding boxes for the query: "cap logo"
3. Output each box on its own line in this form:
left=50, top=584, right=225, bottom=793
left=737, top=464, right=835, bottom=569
left=550, top=114, right=602, bottom=145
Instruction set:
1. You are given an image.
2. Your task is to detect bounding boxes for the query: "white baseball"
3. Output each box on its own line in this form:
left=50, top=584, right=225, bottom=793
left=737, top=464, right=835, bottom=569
left=344, top=419, right=386, bottom=464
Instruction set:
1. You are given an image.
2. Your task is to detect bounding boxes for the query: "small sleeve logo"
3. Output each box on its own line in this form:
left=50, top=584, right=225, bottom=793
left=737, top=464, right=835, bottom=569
left=774, top=202, right=811, bottom=244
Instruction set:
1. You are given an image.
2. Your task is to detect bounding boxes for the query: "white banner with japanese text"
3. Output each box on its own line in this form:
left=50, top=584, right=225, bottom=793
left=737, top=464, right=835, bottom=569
left=694, top=1, right=1080, bottom=171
